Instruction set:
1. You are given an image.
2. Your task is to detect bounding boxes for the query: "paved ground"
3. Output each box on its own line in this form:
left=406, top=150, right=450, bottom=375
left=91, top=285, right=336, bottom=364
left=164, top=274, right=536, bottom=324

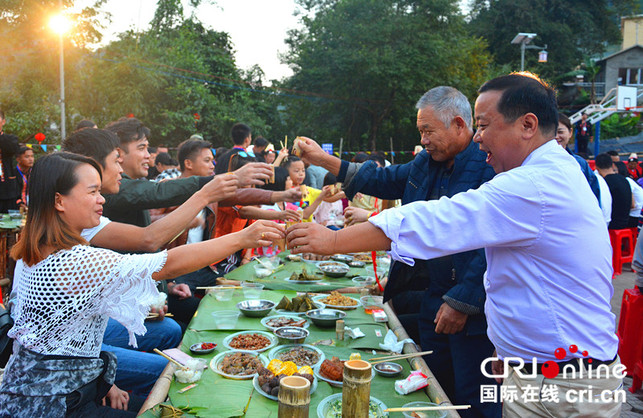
left=611, top=267, right=643, bottom=417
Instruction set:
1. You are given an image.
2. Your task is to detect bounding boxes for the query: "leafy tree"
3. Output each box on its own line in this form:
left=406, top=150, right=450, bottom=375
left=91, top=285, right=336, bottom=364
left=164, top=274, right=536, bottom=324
left=467, top=0, right=632, bottom=79
left=281, top=0, right=491, bottom=152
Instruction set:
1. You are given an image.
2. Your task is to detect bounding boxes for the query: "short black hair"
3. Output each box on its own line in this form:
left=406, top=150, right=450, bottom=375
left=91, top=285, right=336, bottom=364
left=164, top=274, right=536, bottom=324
left=75, top=119, right=96, bottom=130
left=105, top=117, right=151, bottom=150
left=282, top=155, right=303, bottom=170
left=595, top=153, right=614, bottom=170
left=260, top=166, right=289, bottom=192
left=148, top=146, right=158, bottom=154
left=254, top=136, right=269, bottom=148
left=62, top=128, right=119, bottom=168
left=606, top=150, right=619, bottom=157
left=323, top=172, right=337, bottom=187
left=228, top=152, right=255, bottom=172
left=155, top=152, right=173, bottom=166
left=17, top=146, right=32, bottom=157
left=231, top=123, right=251, bottom=146
left=478, top=72, right=558, bottom=137
left=352, top=152, right=369, bottom=163
left=177, top=139, right=212, bottom=171
left=369, top=152, right=386, bottom=167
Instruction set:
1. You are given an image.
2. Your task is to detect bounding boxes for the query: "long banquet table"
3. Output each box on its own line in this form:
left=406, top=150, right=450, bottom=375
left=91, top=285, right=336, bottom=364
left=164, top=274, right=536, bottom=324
left=141, top=254, right=458, bottom=417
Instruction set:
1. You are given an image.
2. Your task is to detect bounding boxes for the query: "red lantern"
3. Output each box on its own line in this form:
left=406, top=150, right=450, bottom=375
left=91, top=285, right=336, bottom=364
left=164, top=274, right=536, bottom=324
left=127, top=113, right=135, bottom=118
left=35, top=133, right=45, bottom=143
left=194, top=113, right=201, bottom=120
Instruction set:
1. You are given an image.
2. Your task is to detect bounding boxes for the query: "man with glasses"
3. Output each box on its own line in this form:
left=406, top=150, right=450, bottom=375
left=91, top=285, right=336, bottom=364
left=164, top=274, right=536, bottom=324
left=215, top=123, right=256, bottom=175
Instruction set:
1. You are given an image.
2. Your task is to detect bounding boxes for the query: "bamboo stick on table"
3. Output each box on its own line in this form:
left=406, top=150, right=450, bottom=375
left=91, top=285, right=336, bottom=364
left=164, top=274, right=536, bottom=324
left=138, top=361, right=177, bottom=415
left=385, top=405, right=471, bottom=413
left=369, top=350, right=434, bottom=362
left=382, top=302, right=461, bottom=418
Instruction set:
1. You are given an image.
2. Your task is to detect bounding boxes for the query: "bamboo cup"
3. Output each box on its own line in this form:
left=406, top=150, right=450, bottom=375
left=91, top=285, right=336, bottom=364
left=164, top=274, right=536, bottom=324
left=274, top=224, right=286, bottom=252
left=277, top=375, right=311, bottom=418
left=342, top=359, right=372, bottom=418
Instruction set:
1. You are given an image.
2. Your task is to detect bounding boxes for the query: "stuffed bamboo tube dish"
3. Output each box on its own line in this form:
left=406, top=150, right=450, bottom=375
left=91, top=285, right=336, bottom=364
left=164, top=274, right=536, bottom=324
left=342, top=359, right=373, bottom=418
left=277, top=375, right=311, bottom=418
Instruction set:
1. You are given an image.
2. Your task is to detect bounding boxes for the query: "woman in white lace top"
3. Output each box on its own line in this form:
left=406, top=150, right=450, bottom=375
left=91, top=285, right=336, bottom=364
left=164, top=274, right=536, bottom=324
left=0, top=152, right=283, bottom=417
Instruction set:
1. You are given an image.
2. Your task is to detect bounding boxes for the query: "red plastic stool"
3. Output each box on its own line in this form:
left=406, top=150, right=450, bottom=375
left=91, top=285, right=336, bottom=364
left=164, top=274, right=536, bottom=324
left=618, top=289, right=643, bottom=390
left=610, top=228, right=634, bottom=277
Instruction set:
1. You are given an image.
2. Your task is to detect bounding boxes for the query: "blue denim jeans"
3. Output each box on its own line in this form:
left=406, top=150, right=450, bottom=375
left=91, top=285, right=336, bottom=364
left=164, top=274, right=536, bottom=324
left=102, top=318, right=182, bottom=396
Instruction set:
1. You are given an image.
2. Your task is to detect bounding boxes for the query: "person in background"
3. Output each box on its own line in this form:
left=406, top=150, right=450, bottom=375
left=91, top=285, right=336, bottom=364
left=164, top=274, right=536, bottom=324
left=215, top=123, right=255, bottom=174
left=15, top=145, right=34, bottom=207
left=283, top=156, right=332, bottom=222
left=555, top=114, right=600, bottom=202
left=0, top=110, right=21, bottom=212
left=626, top=174, right=643, bottom=228
left=313, top=172, right=344, bottom=230
left=146, top=146, right=160, bottom=179
left=607, top=150, right=629, bottom=176
left=75, top=119, right=97, bottom=130
left=627, top=153, right=643, bottom=180
left=154, top=152, right=181, bottom=182
left=249, top=136, right=269, bottom=162
left=596, top=152, right=634, bottom=230
left=574, top=112, right=592, bottom=158
left=264, top=144, right=277, bottom=164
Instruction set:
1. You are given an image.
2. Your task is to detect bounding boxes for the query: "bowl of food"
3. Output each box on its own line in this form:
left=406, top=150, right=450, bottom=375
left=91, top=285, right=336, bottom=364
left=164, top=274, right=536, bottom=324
left=211, top=310, right=240, bottom=329
left=360, top=295, right=384, bottom=312
left=349, top=260, right=366, bottom=268
left=352, top=276, right=375, bottom=286
left=210, top=350, right=268, bottom=380
left=401, top=401, right=448, bottom=418
left=254, top=366, right=317, bottom=401
left=189, top=342, right=217, bottom=355
left=274, top=326, right=309, bottom=345
left=209, top=285, right=236, bottom=302
left=268, top=344, right=325, bottom=368
left=286, top=254, right=302, bottom=262
left=261, top=315, right=309, bottom=331
left=318, top=261, right=350, bottom=278
left=237, top=299, right=276, bottom=318
left=317, top=393, right=388, bottom=418
left=241, top=282, right=265, bottom=299
left=331, top=254, right=354, bottom=263
left=313, top=292, right=360, bottom=311
left=305, top=308, right=346, bottom=328
left=373, top=362, right=403, bottom=378
left=223, top=331, right=277, bottom=353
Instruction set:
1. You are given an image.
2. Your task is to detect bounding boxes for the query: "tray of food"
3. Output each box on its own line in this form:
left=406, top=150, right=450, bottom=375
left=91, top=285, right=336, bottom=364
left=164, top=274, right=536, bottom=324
left=316, top=393, right=388, bottom=418
left=351, top=253, right=373, bottom=263
left=285, top=267, right=324, bottom=284
left=314, top=357, right=375, bottom=387
left=313, top=292, right=360, bottom=310
left=261, top=315, right=309, bottom=331
left=210, top=350, right=268, bottom=380
left=331, top=254, right=354, bottom=263
left=275, top=294, right=323, bottom=314
left=253, top=361, right=317, bottom=401
left=268, top=344, right=325, bottom=368
left=222, top=331, right=277, bottom=353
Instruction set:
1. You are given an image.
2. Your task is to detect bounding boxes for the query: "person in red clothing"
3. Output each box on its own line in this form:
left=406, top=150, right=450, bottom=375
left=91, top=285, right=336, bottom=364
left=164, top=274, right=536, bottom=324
left=626, top=153, right=643, bottom=180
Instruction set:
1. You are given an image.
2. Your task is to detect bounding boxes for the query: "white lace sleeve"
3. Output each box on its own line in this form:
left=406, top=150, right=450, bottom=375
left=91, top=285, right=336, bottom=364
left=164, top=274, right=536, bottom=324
left=99, top=250, right=167, bottom=348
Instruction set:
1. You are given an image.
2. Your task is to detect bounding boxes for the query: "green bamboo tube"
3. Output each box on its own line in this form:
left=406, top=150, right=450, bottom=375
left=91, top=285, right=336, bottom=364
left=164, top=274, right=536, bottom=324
left=342, top=359, right=372, bottom=418
left=277, top=375, right=310, bottom=418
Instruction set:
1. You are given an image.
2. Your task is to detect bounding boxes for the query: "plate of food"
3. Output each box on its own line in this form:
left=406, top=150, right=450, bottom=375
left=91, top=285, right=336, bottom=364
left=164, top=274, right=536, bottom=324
left=316, top=393, right=388, bottom=418
left=268, top=344, right=325, bottom=368
left=318, top=262, right=350, bottom=278
left=331, top=254, right=354, bottom=263
left=275, top=294, right=324, bottom=314
left=261, top=315, right=309, bottom=331
left=222, top=331, right=277, bottom=353
left=313, top=292, right=360, bottom=311
left=314, top=357, right=375, bottom=388
left=351, top=253, right=374, bottom=263
left=253, top=363, right=317, bottom=401
left=210, top=350, right=268, bottom=380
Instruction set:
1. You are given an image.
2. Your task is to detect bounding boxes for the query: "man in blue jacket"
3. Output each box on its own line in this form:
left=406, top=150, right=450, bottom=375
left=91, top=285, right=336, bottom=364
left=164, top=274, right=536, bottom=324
left=297, top=86, right=499, bottom=417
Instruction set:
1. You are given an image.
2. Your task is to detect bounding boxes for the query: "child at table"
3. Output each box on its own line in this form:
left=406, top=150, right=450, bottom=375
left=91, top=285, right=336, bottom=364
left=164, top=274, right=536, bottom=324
left=0, top=152, right=283, bottom=417
left=283, top=156, right=332, bottom=222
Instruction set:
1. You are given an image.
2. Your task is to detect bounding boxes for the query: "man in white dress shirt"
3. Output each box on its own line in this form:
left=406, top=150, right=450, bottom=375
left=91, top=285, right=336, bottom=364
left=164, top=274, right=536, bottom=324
left=287, top=73, right=623, bottom=417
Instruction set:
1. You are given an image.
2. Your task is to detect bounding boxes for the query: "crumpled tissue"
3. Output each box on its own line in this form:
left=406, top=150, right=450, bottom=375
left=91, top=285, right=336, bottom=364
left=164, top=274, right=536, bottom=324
left=379, top=329, right=413, bottom=353
left=345, top=327, right=365, bottom=339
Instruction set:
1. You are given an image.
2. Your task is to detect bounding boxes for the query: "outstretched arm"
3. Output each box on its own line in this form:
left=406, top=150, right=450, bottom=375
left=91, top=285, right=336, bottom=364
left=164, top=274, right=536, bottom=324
left=286, top=221, right=391, bottom=255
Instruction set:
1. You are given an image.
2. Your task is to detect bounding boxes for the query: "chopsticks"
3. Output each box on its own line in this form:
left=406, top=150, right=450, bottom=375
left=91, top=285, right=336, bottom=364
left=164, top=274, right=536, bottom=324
left=153, top=348, right=187, bottom=370
left=197, top=286, right=243, bottom=289
left=385, top=405, right=471, bottom=413
left=369, top=350, right=433, bottom=365
left=146, top=312, right=174, bottom=319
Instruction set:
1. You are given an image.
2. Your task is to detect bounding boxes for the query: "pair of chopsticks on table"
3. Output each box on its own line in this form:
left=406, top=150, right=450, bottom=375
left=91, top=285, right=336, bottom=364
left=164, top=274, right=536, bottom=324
left=153, top=348, right=187, bottom=370
left=385, top=405, right=471, bottom=412
left=146, top=312, right=173, bottom=319
left=196, top=286, right=243, bottom=290
left=368, top=350, right=433, bottom=365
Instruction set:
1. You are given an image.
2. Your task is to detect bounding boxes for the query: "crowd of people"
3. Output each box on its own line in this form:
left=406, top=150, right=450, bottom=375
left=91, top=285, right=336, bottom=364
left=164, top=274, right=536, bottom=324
left=0, top=71, right=631, bottom=417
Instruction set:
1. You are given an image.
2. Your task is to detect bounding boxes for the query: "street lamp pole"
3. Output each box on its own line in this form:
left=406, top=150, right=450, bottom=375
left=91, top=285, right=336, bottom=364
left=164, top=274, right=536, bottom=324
left=58, top=26, right=66, bottom=140
left=511, top=33, right=547, bottom=72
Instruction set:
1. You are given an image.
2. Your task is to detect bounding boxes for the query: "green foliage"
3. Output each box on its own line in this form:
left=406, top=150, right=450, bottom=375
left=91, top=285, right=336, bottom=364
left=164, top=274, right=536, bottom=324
left=282, top=0, right=492, bottom=151
left=601, top=113, right=641, bottom=139
left=468, top=0, right=625, bottom=79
